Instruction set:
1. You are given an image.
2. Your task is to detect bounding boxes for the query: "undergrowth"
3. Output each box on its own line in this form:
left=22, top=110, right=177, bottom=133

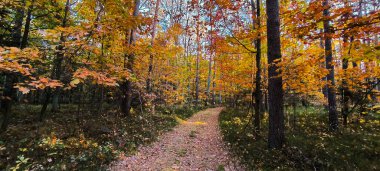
left=219, top=106, right=380, bottom=170
left=0, top=104, right=204, bottom=170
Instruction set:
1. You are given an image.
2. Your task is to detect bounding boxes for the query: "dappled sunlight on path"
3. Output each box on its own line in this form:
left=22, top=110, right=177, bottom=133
left=110, top=107, right=244, bottom=171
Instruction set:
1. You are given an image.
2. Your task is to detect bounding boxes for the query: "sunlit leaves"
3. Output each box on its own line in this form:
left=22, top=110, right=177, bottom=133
left=0, top=47, right=40, bottom=76
left=71, top=68, right=119, bottom=88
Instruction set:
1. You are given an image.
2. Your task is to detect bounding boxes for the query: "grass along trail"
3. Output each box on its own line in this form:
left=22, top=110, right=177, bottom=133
left=110, top=107, right=244, bottom=171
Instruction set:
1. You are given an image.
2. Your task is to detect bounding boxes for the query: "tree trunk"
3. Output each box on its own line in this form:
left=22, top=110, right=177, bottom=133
left=206, top=4, right=213, bottom=105
left=323, top=0, right=339, bottom=131
left=21, top=0, right=34, bottom=49
left=39, top=89, right=51, bottom=121
left=147, top=0, right=161, bottom=93
left=341, top=0, right=354, bottom=126
left=51, top=92, right=60, bottom=112
left=52, top=0, right=70, bottom=112
left=251, top=0, right=262, bottom=135
left=0, top=75, right=17, bottom=132
left=121, top=73, right=133, bottom=116
left=120, top=0, right=140, bottom=116
left=40, top=0, right=70, bottom=118
left=212, top=60, right=216, bottom=105
left=266, top=0, right=285, bottom=149
left=0, top=1, right=25, bottom=131
left=11, top=0, right=25, bottom=47
left=195, top=0, right=200, bottom=107
left=206, top=55, right=212, bottom=105
left=319, top=29, right=328, bottom=99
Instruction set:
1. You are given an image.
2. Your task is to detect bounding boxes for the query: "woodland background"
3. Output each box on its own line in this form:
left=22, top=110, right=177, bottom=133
left=0, top=0, right=379, bottom=170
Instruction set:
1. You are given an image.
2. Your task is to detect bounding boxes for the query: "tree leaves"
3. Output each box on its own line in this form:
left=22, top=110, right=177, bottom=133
left=70, top=78, right=81, bottom=87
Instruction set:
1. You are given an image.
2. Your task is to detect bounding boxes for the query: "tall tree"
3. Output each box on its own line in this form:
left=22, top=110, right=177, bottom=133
left=121, top=0, right=140, bottom=116
left=206, top=0, right=213, bottom=106
left=147, top=0, right=161, bottom=93
left=323, top=0, right=338, bottom=131
left=21, top=0, right=35, bottom=49
left=11, top=0, right=25, bottom=47
left=0, top=0, right=25, bottom=132
left=266, top=0, right=285, bottom=148
left=341, top=0, right=351, bottom=126
left=40, top=0, right=71, bottom=119
left=251, top=0, right=262, bottom=135
left=195, top=0, right=200, bottom=107
left=0, top=75, right=17, bottom=132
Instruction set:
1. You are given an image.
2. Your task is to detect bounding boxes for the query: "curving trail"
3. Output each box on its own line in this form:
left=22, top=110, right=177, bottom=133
left=110, top=107, right=244, bottom=171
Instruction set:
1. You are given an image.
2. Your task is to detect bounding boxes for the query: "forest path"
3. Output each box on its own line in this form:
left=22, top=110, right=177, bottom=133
left=110, top=107, right=244, bottom=171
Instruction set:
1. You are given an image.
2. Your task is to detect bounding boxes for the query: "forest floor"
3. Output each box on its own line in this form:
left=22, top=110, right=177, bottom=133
left=219, top=106, right=380, bottom=170
left=110, top=107, right=244, bottom=171
left=0, top=104, right=206, bottom=170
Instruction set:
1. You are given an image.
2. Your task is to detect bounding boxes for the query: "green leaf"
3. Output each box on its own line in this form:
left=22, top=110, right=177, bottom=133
left=70, top=78, right=81, bottom=87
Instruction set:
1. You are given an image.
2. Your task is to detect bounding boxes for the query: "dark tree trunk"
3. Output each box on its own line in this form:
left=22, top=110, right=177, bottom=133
left=147, top=54, right=154, bottom=92
left=120, top=0, right=140, bottom=116
left=251, top=0, right=262, bottom=135
left=51, top=0, right=70, bottom=112
left=264, top=89, right=268, bottom=112
left=40, top=0, right=70, bottom=118
left=0, top=2, right=25, bottom=131
left=21, top=0, right=34, bottom=49
left=121, top=79, right=133, bottom=116
left=11, top=0, right=25, bottom=47
left=323, top=0, right=339, bottom=131
left=207, top=5, right=213, bottom=106
left=39, top=89, right=51, bottom=121
left=212, top=61, right=216, bottom=105
left=266, top=0, right=285, bottom=149
left=51, top=90, right=60, bottom=112
left=0, top=75, right=17, bottom=132
left=341, top=36, right=350, bottom=126
left=319, top=29, right=328, bottom=99
left=195, top=0, right=200, bottom=107
left=341, top=2, right=352, bottom=126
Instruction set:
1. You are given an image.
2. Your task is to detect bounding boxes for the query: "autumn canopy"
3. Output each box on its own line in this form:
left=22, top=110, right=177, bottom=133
left=0, top=0, right=379, bottom=170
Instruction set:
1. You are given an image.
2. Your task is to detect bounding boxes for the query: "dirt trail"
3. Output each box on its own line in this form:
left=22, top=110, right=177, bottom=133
left=110, top=107, right=244, bottom=171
